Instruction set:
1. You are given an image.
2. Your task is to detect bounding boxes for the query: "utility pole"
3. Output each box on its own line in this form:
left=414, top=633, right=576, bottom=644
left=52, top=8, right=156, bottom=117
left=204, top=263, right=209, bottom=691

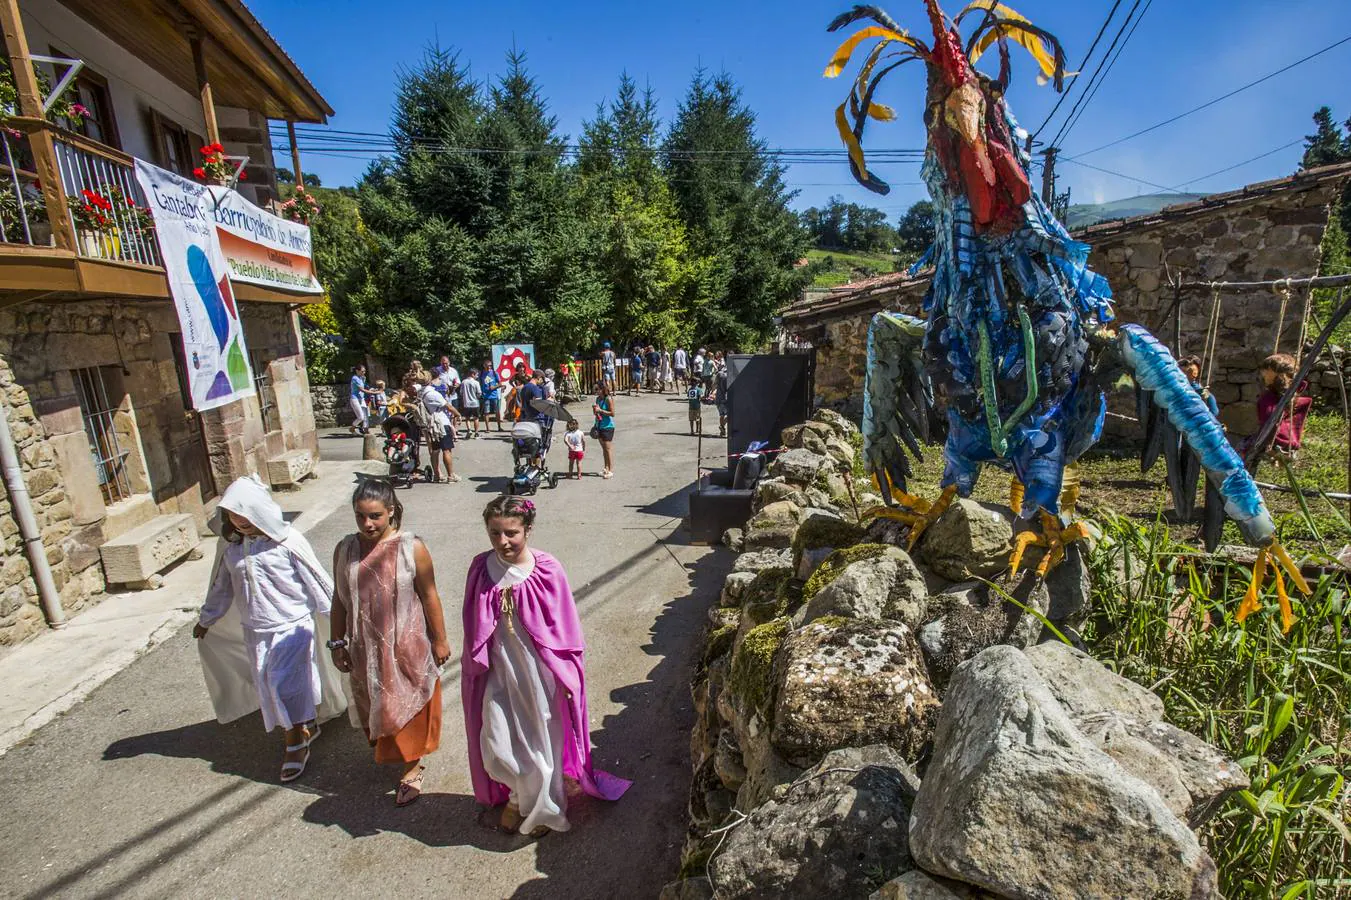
left=1040, top=147, right=1058, bottom=206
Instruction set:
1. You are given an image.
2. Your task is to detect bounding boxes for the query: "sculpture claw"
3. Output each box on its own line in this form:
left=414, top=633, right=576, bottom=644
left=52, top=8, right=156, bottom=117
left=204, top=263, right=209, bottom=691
left=905, top=485, right=957, bottom=551
left=1009, top=511, right=1096, bottom=579
left=1236, top=540, right=1311, bottom=634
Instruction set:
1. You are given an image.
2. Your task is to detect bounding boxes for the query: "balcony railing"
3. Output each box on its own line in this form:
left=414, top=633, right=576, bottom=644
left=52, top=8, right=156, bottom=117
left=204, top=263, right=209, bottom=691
left=52, top=131, right=161, bottom=267
left=0, top=130, right=52, bottom=247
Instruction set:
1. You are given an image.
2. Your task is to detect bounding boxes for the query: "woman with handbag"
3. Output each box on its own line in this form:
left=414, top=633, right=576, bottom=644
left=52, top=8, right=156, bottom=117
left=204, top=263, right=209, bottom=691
left=591, top=383, right=617, bottom=480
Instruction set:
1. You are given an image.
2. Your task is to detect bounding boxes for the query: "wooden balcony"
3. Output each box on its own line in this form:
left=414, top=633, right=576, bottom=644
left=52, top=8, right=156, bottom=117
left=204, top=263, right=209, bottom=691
left=0, top=120, right=318, bottom=309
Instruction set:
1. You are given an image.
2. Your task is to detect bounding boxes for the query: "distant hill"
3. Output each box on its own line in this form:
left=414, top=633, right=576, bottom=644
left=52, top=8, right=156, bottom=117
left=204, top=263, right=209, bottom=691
left=1065, top=193, right=1207, bottom=229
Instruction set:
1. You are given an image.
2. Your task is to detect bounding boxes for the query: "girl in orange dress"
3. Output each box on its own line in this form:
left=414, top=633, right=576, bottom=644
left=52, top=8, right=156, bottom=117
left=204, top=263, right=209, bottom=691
left=329, top=480, right=452, bottom=806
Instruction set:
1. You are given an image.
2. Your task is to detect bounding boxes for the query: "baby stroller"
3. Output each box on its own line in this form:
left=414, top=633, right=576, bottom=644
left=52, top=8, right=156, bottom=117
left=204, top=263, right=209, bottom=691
left=382, top=404, right=432, bottom=488
left=508, top=419, right=558, bottom=495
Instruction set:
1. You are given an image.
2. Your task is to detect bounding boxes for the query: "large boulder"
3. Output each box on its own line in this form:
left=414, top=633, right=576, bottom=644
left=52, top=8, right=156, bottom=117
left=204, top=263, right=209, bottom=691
left=754, top=477, right=804, bottom=510
left=732, top=548, right=792, bottom=574
left=771, top=619, right=938, bottom=767
left=717, top=618, right=805, bottom=810
left=659, top=877, right=714, bottom=900
left=710, top=745, right=920, bottom=898
left=915, top=499, right=1012, bottom=581
left=1043, top=540, right=1091, bottom=626
left=720, top=571, right=757, bottom=607
left=824, top=435, right=858, bottom=470
left=917, top=575, right=1049, bottom=692
left=744, top=500, right=804, bottom=550
left=870, top=871, right=987, bottom=899
left=797, top=546, right=928, bottom=628
left=909, top=646, right=1221, bottom=900
left=1025, top=641, right=1164, bottom=723
left=1027, top=643, right=1247, bottom=828
left=792, top=513, right=866, bottom=580
left=811, top=407, right=860, bottom=442
left=773, top=448, right=831, bottom=486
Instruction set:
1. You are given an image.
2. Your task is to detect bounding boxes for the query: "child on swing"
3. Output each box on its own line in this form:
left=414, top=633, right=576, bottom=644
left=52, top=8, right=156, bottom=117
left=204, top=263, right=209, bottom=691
left=1247, top=352, right=1312, bottom=458
left=194, top=475, right=347, bottom=783
left=329, top=479, right=452, bottom=806
left=462, top=495, right=630, bottom=837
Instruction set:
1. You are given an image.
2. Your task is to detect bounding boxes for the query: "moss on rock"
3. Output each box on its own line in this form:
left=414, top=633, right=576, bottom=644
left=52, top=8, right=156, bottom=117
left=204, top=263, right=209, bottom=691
left=802, top=543, right=894, bottom=603
left=702, top=622, right=738, bottom=672
left=728, top=617, right=791, bottom=716
left=792, top=515, right=866, bottom=572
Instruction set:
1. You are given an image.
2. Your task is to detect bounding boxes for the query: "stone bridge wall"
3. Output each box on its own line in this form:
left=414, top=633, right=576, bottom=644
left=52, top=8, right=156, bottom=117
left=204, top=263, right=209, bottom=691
left=791, top=174, right=1347, bottom=436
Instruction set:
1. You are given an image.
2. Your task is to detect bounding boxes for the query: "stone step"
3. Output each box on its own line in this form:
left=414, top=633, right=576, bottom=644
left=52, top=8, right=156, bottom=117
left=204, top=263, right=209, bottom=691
left=266, top=449, right=315, bottom=489
left=99, top=514, right=199, bottom=588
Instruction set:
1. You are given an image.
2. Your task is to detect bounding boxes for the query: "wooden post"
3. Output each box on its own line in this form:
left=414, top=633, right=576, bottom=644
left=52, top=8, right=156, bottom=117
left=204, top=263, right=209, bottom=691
left=1040, top=147, right=1058, bottom=206
left=189, top=30, right=221, bottom=146
left=0, top=0, right=74, bottom=251
left=286, top=120, right=304, bottom=189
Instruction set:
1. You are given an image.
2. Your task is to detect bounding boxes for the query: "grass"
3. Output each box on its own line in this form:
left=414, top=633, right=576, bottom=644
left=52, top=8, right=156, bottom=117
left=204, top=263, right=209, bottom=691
left=1083, top=515, right=1350, bottom=898
left=889, top=410, right=1351, bottom=895
left=804, top=247, right=906, bottom=288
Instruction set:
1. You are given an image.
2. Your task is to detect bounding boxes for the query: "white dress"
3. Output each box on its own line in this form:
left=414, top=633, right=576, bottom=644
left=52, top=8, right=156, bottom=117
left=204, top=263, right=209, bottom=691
left=479, top=551, right=570, bottom=833
left=201, top=536, right=330, bottom=732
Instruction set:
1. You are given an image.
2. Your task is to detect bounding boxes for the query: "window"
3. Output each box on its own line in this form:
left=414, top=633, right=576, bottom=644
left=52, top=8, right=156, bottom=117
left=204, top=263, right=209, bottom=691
left=155, top=114, right=192, bottom=177
left=251, top=351, right=276, bottom=432
left=50, top=53, right=120, bottom=149
left=73, top=366, right=132, bottom=505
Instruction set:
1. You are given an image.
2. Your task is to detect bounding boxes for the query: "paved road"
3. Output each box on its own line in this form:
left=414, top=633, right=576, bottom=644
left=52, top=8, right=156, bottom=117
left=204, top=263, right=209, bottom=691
left=0, top=391, right=731, bottom=899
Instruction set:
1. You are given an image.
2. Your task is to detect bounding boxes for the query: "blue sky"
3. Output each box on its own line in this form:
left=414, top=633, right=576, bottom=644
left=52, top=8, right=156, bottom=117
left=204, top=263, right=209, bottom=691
left=252, top=0, right=1351, bottom=219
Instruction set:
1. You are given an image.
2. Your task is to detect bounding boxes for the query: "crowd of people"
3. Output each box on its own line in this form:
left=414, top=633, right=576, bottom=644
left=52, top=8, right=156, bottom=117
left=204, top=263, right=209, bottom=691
left=195, top=477, right=630, bottom=836
left=342, top=340, right=737, bottom=484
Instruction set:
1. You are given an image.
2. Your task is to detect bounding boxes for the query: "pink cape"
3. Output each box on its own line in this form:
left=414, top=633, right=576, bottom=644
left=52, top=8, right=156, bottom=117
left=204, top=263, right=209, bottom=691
left=461, top=549, right=631, bottom=806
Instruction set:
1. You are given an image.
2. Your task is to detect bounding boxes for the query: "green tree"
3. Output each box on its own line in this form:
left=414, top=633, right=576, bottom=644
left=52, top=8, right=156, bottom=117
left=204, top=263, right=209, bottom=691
left=663, top=70, right=809, bottom=347
left=1301, top=106, right=1348, bottom=170
left=894, top=200, right=934, bottom=256
left=1299, top=106, right=1351, bottom=344
left=578, top=74, right=693, bottom=347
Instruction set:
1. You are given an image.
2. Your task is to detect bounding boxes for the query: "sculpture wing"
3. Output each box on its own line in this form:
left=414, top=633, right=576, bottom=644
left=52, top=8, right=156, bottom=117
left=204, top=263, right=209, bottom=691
left=1120, top=325, right=1275, bottom=551
left=863, top=311, right=934, bottom=504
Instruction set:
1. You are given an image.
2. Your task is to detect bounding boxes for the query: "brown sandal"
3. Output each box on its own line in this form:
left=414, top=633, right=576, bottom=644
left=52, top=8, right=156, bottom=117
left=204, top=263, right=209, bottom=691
left=396, top=765, right=425, bottom=807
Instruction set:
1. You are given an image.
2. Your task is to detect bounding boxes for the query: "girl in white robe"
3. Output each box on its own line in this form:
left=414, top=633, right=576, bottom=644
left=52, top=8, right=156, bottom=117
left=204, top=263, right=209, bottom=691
left=194, top=476, right=347, bottom=782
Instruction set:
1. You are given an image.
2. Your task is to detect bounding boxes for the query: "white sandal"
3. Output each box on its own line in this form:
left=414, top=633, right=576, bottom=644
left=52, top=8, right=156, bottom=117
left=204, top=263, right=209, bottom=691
left=280, top=744, right=310, bottom=782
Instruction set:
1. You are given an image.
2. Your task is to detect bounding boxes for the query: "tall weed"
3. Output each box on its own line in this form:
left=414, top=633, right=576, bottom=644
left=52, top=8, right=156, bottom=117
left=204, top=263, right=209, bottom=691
left=1084, top=513, right=1350, bottom=898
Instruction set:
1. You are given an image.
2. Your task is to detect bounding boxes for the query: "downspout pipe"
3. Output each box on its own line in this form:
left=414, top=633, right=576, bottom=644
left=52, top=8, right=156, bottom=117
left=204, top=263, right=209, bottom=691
left=0, top=398, right=65, bottom=629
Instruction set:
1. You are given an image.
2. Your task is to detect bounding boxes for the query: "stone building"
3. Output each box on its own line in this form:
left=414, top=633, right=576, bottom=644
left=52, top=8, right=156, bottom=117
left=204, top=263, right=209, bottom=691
left=0, top=0, right=332, bottom=646
left=780, top=162, right=1351, bottom=435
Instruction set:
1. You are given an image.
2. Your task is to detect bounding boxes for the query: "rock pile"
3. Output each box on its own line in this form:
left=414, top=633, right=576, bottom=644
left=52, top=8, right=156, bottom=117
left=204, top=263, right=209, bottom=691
left=663, top=409, right=1245, bottom=900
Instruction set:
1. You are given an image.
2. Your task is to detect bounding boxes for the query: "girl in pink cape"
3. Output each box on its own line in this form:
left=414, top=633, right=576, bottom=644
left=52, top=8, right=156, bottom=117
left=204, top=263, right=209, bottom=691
left=462, top=495, right=631, bottom=836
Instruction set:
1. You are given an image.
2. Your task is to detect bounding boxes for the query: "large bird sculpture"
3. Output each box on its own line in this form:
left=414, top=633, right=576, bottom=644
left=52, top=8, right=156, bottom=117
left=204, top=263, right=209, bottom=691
left=826, top=0, right=1309, bottom=628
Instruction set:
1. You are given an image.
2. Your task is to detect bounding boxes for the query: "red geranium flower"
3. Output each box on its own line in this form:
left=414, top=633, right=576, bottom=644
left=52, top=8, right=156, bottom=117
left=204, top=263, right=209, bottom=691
left=238, top=171, right=247, bottom=181
left=193, top=167, right=206, bottom=179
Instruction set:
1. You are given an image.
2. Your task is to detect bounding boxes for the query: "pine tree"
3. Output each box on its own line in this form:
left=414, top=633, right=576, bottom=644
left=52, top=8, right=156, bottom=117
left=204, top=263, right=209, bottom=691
left=1301, top=107, right=1348, bottom=170
left=663, top=71, right=809, bottom=347
left=578, top=75, right=692, bottom=347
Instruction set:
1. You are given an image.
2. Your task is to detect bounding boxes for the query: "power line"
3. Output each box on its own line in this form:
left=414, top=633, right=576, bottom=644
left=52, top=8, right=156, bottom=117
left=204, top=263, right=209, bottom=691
left=1060, top=137, right=1304, bottom=198
left=1055, top=0, right=1154, bottom=148
left=1032, top=0, right=1124, bottom=140
left=1066, top=32, right=1351, bottom=160
left=1049, top=0, right=1151, bottom=150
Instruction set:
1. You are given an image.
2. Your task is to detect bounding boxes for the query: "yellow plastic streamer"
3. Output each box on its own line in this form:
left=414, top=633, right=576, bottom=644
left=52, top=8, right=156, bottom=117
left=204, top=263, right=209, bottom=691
left=824, top=26, right=919, bottom=78
left=835, top=103, right=869, bottom=177
left=1272, top=565, right=1294, bottom=634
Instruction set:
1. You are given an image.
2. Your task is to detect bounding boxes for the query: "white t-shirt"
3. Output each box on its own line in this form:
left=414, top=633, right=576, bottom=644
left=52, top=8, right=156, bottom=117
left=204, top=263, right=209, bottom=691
left=674, top=348, right=687, bottom=370
left=418, top=385, right=453, bottom=429
left=564, top=429, right=585, bottom=452
left=693, top=354, right=704, bottom=374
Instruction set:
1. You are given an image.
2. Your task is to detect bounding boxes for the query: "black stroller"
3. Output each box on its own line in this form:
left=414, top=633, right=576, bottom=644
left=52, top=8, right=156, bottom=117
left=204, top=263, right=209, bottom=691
left=382, top=403, right=432, bottom=488
left=508, top=419, right=559, bottom=495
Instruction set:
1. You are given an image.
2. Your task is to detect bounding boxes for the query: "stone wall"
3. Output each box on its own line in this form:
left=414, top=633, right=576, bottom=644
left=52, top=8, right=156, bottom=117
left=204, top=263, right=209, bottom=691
left=663, top=414, right=1243, bottom=898
left=310, top=383, right=356, bottom=429
left=0, top=297, right=319, bottom=648
left=787, top=174, right=1347, bottom=436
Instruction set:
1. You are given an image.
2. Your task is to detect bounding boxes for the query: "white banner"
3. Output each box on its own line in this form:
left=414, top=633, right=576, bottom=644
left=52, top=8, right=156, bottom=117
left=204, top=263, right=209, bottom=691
left=134, top=159, right=255, bottom=412
left=207, top=187, right=322, bottom=294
